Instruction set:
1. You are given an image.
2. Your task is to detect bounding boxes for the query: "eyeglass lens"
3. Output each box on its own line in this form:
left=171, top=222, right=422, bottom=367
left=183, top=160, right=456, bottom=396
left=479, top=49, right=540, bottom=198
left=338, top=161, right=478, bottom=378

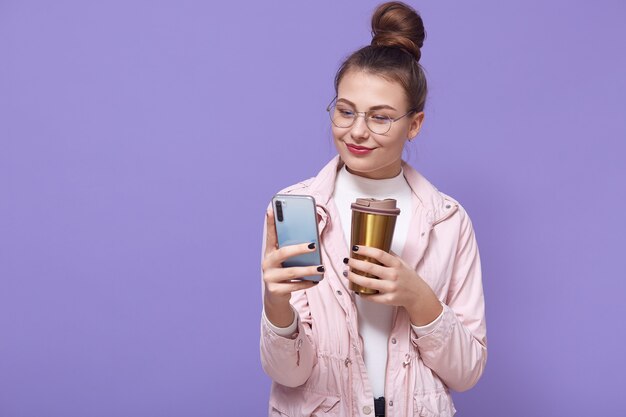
left=329, top=103, right=392, bottom=134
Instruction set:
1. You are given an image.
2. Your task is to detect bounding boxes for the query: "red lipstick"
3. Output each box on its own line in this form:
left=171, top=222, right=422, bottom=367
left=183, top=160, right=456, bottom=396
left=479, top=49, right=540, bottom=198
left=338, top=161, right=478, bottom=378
left=346, top=143, right=374, bottom=155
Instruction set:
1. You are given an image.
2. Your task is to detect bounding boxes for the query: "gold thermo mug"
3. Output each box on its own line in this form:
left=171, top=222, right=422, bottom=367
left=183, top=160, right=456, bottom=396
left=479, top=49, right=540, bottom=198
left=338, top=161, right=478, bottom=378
left=349, top=198, right=401, bottom=294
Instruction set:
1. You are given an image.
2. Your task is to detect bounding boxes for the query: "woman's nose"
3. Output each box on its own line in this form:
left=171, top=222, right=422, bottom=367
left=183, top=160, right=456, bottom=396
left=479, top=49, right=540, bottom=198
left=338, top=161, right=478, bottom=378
left=350, top=115, right=369, bottom=140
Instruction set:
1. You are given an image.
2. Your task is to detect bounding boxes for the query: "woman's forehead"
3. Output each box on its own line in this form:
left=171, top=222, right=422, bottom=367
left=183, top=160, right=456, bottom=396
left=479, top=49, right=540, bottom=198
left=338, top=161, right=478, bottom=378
left=337, top=70, right=405, bottom=108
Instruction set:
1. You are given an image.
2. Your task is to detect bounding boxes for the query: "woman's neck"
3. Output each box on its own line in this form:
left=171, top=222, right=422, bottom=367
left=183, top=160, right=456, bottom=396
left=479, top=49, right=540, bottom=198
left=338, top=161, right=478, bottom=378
left=344, top=162, right=402, bottom=180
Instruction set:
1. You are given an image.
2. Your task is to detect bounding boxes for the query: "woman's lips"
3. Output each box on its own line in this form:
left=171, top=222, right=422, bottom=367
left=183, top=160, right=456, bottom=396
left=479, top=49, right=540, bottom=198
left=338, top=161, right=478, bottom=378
left=346, top=143, right=374, bottom=155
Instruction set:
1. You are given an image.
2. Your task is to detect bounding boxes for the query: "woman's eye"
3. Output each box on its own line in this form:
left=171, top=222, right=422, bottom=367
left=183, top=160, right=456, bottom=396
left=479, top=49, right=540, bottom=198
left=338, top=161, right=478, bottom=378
left=370, top=114, right=389, bottom=123
left=339, top=109, right=355, bottom=116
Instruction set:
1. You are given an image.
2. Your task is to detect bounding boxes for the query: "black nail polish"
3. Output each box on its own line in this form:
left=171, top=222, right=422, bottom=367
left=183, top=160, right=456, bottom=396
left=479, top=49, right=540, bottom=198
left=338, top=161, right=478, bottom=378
left=343, top=257, right=349, bottom=264
left=342, top=270, right=348, bottom=277
left=312, top=281, right=319, bottom=285
left=352, top=245, right=359, bottom=252
left=317, top=265, right=325, bottom=273
left=308, top=242, right=316, bottom=249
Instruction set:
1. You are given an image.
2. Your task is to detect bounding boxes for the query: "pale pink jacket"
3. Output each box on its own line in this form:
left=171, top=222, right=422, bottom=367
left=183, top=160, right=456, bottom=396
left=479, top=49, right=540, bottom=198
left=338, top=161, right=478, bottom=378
left=260, top=155, right=487, bottom=417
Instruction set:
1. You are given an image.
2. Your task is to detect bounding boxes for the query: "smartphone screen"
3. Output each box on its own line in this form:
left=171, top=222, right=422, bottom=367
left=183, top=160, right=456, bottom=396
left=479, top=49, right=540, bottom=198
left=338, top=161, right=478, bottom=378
left=272, top=194, right=323, bottom=282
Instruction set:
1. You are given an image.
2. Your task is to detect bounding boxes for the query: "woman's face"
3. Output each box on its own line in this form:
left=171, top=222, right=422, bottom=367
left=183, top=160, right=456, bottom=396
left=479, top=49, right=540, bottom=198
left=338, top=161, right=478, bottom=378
left=331, top=70, right=424, bottom=179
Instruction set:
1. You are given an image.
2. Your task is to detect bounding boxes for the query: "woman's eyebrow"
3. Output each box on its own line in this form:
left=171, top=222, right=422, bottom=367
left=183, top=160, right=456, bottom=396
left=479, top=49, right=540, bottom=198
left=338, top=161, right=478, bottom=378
left=337, top=98, right=397, bottom=111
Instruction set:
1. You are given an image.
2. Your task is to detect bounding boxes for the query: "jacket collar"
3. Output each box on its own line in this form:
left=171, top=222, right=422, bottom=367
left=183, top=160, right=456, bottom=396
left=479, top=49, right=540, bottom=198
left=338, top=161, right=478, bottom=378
left=304, top=155, right=458, bottom=324
left=307, top=154, right=452, bottom=226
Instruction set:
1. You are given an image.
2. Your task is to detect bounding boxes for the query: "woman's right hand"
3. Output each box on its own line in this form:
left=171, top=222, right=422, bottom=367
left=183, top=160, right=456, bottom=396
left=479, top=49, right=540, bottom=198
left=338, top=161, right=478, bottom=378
left=262, top=207, right=324, bottom=327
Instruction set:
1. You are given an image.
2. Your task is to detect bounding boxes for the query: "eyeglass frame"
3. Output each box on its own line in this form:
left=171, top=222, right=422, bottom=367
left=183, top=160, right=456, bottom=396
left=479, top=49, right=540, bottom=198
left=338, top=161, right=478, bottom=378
left=325, top=96, right=418, bottom=135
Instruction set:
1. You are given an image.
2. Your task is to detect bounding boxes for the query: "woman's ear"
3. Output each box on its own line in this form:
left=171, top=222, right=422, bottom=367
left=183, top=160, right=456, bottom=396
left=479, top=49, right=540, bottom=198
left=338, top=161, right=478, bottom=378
left=408, top=111, right=425, bottom=139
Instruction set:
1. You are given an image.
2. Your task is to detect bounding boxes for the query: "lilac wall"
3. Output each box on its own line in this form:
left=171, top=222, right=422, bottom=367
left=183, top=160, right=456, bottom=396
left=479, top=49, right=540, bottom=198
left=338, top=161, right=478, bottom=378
left=1, top=1, right=625, bottom=416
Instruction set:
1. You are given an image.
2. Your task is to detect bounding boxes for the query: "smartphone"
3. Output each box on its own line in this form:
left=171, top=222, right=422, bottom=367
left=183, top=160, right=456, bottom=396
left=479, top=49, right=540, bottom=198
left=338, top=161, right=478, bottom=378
left=272, top=194, right=323, bottom=282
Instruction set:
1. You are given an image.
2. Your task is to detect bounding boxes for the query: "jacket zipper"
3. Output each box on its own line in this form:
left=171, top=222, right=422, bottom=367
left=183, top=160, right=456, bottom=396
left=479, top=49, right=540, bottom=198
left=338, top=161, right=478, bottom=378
left=345, top=356, right=353, bottom=416
left=296, top=338, right=303, bottom=366
left=383, top=306, right=399, bottom=416
left=403, top=352, right=412, bottom=416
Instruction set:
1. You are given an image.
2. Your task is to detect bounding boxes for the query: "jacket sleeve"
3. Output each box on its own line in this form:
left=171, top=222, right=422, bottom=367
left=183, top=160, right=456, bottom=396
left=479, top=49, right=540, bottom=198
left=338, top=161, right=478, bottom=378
left=259, top=208, right=318, bottom=387
left=410, top=206, right=487, bottom=392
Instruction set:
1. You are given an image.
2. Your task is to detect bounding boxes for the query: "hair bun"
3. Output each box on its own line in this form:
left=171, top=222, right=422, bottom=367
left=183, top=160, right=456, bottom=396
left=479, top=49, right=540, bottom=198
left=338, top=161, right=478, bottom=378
left=370, top=1, right=426, bottom=62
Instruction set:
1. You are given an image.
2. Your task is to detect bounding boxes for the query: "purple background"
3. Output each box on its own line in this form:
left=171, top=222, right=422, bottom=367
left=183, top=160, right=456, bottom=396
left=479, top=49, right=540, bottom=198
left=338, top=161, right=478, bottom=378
left=1, top=1, right=625, bottom=416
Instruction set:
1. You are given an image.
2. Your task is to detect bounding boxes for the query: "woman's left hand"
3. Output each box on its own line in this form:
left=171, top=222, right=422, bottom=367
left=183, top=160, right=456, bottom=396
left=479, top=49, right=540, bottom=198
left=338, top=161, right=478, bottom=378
left=344, top=245, right=443, bottom=326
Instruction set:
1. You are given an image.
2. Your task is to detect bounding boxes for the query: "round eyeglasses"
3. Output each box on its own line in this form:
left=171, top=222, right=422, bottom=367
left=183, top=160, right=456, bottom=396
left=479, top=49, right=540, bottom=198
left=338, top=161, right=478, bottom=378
left=326, top=96, right=417, bottom=135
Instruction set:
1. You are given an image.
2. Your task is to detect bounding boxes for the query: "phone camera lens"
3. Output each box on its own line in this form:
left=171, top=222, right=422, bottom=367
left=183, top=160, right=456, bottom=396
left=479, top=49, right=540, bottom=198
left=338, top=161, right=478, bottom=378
left=275, top=201, right=284, bottom=222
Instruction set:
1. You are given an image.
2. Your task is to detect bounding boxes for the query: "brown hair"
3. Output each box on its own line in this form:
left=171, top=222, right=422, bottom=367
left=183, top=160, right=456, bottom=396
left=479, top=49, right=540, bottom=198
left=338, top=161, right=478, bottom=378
left=333, top=1, right=428, bottom=113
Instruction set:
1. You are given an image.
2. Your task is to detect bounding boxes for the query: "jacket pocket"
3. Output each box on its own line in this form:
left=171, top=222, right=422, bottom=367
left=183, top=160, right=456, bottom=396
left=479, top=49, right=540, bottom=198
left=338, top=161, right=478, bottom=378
left=413, top=392, right=456, bottom=417
left=271, top=390, right=341, bottom=417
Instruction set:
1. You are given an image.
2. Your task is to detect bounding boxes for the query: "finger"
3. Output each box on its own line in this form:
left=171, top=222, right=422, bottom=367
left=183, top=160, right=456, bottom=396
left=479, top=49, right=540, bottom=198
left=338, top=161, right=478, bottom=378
left=346, top=257, right=391, bottom=280
left=263, top=241, right=318, bottom=271
left=389, top=250, right=408, bottom=267
left=352, top=245, right=400, bottom=267
left=272, top=241, right=318, bottom=265
left=265, top=264, right=324, bottom=283
left=359, top=292, right=393, bottom=305
left=344, top=269, right=390, bottom=293
left=267, top=280, right=320, bottom=296
left=265, top=207, right=278, bottom=257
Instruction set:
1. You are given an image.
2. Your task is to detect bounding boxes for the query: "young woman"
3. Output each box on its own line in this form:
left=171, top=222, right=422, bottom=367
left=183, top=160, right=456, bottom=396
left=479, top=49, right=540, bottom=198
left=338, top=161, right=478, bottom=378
left=260, top=2, right=487, bottom=416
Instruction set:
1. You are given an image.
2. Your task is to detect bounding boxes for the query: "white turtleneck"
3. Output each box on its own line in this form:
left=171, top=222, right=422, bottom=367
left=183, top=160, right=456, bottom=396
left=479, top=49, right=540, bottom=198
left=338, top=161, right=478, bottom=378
left=333, top=164, right=411, bottom=398
left=263, top=163, right=443, bottom=398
